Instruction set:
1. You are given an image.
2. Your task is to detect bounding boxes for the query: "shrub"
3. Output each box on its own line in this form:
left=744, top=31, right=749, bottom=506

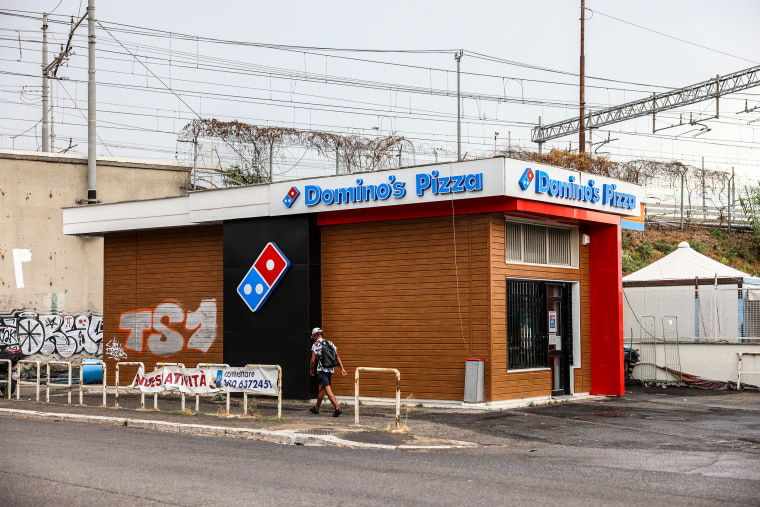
left=652, top=239, right=676, bottom=254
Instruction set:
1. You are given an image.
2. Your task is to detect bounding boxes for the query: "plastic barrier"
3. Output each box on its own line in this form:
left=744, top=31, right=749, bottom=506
left=82, top=358, right=103, bottom=384
left=115, top=362, right=145, bottom=409
left=46, top=361, right=72, bottom=404
left=354, top=367, right=401, bottom=427
left=153, top=363, right=186, bottom=411
left=195, top=363, right=229, bottom=413
left=16, top=360, right=41, bottom=401
left=243, top=364, right=282, bottom=419
left=79, top=360, right=107, bottom=407
left=737, top=352, right=760, bottom=390
left=0, top=359, right=11, bottom=399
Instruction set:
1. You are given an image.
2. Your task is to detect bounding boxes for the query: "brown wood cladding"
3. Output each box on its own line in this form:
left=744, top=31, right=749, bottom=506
left=321, top=216, right=490, bottom=400
left=322, top=214, right=589, bottom=402
left=103, top=225, right=223, bottom=384
left=490, top=215, right=586, bottom=400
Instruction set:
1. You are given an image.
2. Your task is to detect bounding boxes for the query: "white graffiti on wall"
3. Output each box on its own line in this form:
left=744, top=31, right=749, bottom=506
left=12, top=249, right=32, bottom=289
left=105, top=338, right=128, bottom=361
left=0, top=310, right=103, bottom=359
left=117, top=299, right=217, bottom=358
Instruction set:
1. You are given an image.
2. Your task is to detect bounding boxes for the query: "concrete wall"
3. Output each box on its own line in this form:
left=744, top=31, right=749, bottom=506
left=0, top=150, right=190, bottom=361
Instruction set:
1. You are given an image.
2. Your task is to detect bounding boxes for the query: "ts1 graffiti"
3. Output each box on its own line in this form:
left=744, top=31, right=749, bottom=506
left=0, top=310, right=104, bottom=359
left=117, top=299, right=217, bottom=358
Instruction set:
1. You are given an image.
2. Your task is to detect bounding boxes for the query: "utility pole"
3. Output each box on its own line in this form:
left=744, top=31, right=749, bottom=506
left=41, top=13, right=49, bottom=152
left=701, top=157, right=706, bottom=221
left=493, top=132, right=499, bottom=156
left=192, top=136, right=198, bottom=189
left=728, top=167, right=734, bottom=233
left=87, top=0, right=97, bottom=202
left=538, top=116, right=543, bottom=155
left=579, top=0, right=586, bottom=154
left=455, top=50, right=463, bottom=161
left=681, top=169, right=686, bottom=230
left=50, top=77, right=55, bottom=151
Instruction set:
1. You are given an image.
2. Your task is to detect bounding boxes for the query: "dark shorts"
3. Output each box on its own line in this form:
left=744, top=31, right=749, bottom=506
left=317, top=371, right=332, bottom=388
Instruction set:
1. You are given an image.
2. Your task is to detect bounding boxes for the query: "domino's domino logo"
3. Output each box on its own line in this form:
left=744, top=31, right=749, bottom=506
left=519, top=168, right=534, bottom=191
left=237, top=242, right=290, bottom=312
left=283, top=186, right=300, bottom=208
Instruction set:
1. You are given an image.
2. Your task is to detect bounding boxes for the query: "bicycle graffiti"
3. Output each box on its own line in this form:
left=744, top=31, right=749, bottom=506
left=0, top=310, right=103, bottom=359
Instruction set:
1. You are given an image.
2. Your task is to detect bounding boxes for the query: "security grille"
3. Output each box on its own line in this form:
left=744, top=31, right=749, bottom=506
left=507, top=281, right=548, bottom=369
left=505, top=220, right=575, bottom=267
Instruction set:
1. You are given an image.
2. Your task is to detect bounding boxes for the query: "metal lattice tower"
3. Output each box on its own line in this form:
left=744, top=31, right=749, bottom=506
left=531, top=65, right=760, bottom=145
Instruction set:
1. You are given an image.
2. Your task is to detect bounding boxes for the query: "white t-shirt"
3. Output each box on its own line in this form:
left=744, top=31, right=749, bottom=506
left=311, top=337, right=336, bottom=373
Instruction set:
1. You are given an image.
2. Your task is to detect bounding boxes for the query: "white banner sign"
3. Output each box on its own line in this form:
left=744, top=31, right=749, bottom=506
left=216, top=366, right=279, bottom=396
left=130, top=366, right=279, bottom=396
left=130, top=367, right=220, bottom=394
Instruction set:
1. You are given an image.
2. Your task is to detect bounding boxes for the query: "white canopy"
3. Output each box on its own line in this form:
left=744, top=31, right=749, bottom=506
left=623, top=241, right=752, bottom=282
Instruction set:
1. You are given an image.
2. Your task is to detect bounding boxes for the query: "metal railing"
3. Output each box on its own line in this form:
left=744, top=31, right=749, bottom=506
left=79, top=360, right=107, bottom=407
left=0, top=359, right=11, bottom=399
left=153, top=363, right=185, bottom=411
left=645, top=203, right=749, bottom=229
left=45, top=361, right=72, bottom=404
left=737, top=352, right=760, bottom=390
left=115, top=362, right=145, bottom=409
left=243, top=364, right=282, bottom=419
left=195, top=363, right=229, bottom=413
left=16, top=360, right=41, bottom=401
left=354, top=367, right=401, bottom=427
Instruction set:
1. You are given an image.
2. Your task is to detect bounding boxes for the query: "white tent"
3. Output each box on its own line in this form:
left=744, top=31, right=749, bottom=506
left=623, top=241, right=760, bottom=342
left=623, top=242, right=760, bottom=385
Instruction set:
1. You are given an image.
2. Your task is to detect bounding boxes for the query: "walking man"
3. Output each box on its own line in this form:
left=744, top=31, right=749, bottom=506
left=309, top=327, right=347, bottom=417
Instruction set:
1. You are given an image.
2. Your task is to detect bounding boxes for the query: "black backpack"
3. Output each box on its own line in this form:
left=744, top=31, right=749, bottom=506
left=319, top=340, right=339, bottom=368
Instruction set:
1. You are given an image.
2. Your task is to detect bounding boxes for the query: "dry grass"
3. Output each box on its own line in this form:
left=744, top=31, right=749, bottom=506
left=622, top=226, right=760, bottom=276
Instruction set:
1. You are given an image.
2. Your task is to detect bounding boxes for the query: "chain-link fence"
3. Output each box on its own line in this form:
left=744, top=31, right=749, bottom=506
left=624, top=283, right=760, bottom=384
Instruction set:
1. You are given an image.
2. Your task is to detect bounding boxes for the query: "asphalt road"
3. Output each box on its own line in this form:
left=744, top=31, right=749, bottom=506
left=2, top=402, right=759, bottom=506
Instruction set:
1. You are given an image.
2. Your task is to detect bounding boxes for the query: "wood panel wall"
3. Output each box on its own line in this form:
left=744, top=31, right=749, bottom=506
left=489, top=215, right=585, bottom=400
left=103, top=225, right=223, bottom=384
left=574, top=226, right=592, bottom=393
left=321, top=216, right=490, bottom=400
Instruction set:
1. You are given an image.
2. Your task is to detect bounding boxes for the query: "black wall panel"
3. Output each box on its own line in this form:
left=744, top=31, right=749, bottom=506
left=223, top=215, right=320, bottom=399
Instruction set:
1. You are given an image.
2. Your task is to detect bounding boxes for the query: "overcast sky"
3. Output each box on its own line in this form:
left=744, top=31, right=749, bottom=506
left=1, top=1, right=759, bottom=189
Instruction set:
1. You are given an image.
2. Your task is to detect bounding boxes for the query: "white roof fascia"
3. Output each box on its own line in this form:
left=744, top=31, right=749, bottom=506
left=63, top=196, right=191, bottom=235
left=63, top=157, right=644, bottom=235
left=188, top=184, right=269, bottom=223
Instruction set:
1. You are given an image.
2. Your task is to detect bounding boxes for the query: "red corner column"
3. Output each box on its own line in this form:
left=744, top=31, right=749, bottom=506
left=588, top=220, right=624, bottom=395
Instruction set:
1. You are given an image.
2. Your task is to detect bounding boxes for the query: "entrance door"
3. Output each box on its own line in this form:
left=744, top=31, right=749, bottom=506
left=547, top=284, right=571, bottom=396
left=507, top=280, right=573, bottom=396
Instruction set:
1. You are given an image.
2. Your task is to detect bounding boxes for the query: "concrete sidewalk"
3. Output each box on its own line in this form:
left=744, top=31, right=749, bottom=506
left=0, top=386, right=482, bottom=449
left=2, top=384, right=759, bottom=451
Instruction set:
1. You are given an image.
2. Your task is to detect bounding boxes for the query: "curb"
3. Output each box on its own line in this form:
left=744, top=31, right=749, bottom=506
left=0, top=408, right=470, bottom=450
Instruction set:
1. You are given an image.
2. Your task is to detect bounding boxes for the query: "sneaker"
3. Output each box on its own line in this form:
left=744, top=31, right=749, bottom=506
left=309, top=407, right=319, bottom=415
left=333, top=408, right=343, bottom=417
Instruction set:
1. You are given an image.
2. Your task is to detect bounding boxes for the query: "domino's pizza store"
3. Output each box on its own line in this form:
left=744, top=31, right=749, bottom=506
left=63, top=157, right=641, bottom=404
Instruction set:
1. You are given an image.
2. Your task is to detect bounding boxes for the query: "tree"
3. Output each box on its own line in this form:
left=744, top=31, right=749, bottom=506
left=740, top=185, right=760, bottom=247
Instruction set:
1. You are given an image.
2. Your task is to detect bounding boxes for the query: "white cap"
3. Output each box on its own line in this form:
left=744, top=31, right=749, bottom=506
left=311, top=327, right=322, bottom=337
